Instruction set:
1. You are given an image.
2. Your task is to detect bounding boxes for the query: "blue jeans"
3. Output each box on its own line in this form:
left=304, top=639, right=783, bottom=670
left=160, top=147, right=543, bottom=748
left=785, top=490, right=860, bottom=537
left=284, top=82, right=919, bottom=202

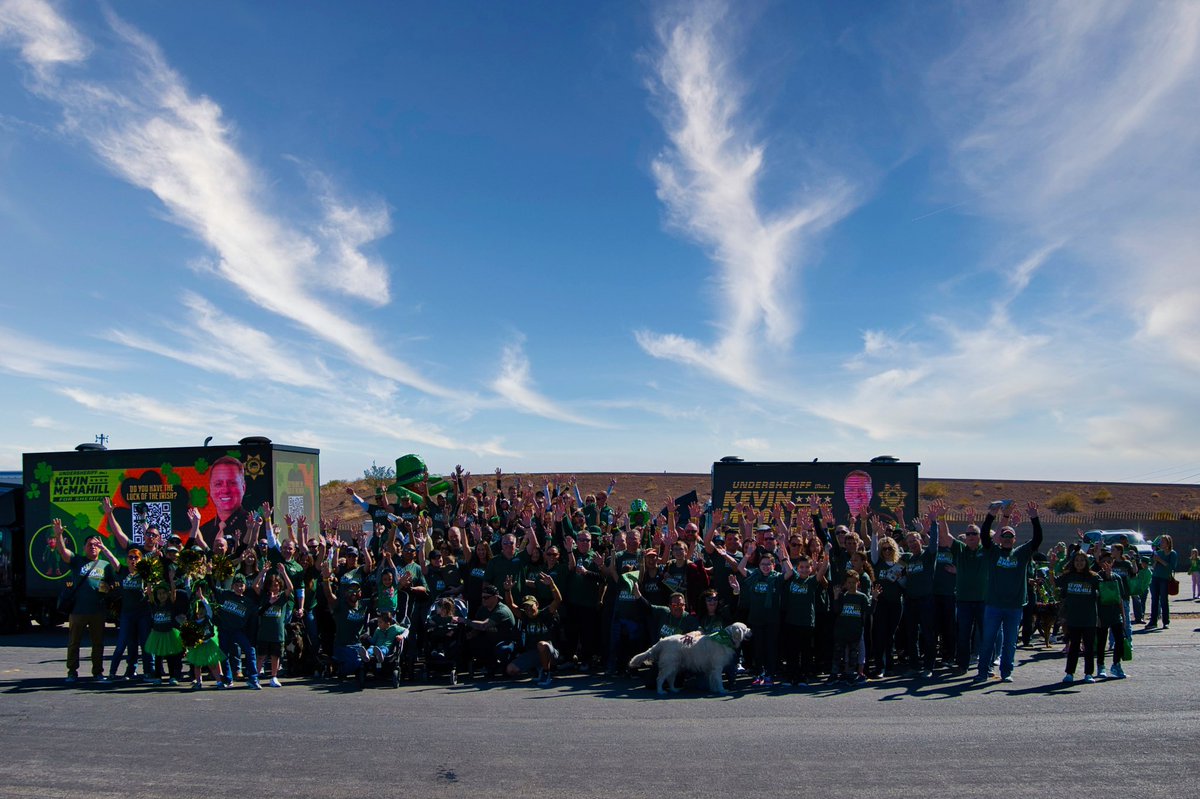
left=955, top=600, right=985, bottom=670
left=109, top=611, right=151, bottom=676
left=218, top=627, right=258, bottom=683
left=1148, top=577, right=1170, bottom=625
left=977, top=606, right=1022, bottom=678
left=607, top=618, right=644, bottom=673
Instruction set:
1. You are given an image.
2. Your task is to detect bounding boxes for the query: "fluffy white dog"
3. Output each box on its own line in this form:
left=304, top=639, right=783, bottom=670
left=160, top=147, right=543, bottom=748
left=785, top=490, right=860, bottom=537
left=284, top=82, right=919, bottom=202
left=628, top=623, right=751, bottom=696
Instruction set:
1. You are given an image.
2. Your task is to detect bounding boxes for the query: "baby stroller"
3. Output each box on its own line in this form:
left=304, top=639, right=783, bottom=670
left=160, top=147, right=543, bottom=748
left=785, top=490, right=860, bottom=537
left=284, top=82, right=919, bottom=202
left=423, top=597, right=467, bottom=683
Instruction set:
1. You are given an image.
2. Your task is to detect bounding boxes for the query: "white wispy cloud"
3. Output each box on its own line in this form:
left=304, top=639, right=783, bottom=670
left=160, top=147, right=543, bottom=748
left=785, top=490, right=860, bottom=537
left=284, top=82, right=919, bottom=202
left=490, top=339, right=607, bottom=428
left=107, top=292, right=331, bottom=389
left=0, top=0, right=88, bottom=76
left=636, top=0, right=856, bottom=387
left=0, top=325, right=108, bottom=380
left=928, top=2, right=1200, bottom=369
left=58, top=386, right=239, bottom=434
left=732, top=437, right=769, bottom=452
left=0, top=0, right=455, bottom=400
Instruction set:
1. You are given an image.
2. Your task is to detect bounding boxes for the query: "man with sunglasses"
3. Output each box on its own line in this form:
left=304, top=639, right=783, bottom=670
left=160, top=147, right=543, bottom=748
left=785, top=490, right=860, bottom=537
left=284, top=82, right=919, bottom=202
left=975, top=500, right=1043, bottom=683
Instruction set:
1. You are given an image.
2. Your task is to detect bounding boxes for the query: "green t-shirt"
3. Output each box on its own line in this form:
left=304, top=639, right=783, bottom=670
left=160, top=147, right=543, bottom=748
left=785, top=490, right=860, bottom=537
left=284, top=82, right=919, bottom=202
left=371, top=623, right=407, bottom=649
left=740, top=570, right=784, bottom=624
left=782, top=574, right=818, bottom=628
left=484, top=555, right=526, bottom=595
left=1056, top=571, right=1099, bottom=628
left=257, top=590, right=292, bottom=643
left=475, top=601, right=517, bottom=643
left=648, top=605, right=698, bottom=642
left=874, top=559, right=905, bottom=604
left=612, top=571, right=642, bottom=621
left=901, top=546, right=938, bottom=599
left=333, top=597, right=368, bottom=647
left=833, top=591, right=869, bottom=642
left=116, top=567, right=148, bottom=614
left=950, top=540, right=989, bottom=602
left=985, top=543, right=1038, bottom=609
left=215, top=589, right=255, bottom=632
left=565, top=551, right=603, bottom=608
left=933, top=547, right=957, bottom=597
left=149, top=604, right=177, bottom=633
left=68, top=555, right=115, bottom=616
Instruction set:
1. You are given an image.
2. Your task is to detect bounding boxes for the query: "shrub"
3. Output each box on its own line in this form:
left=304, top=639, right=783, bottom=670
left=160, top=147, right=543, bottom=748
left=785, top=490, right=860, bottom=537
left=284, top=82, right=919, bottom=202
left=994, top=484, right=1004, bottom=490
left=1092, top=488, right=1113, bottom=504
left=921, top=482, right=948, bottom=501
left=1150, top=492, right=1160, bottom=498
left=972, top=489, right=983, bottom=497
left=1047, top=493, right=1082, bottom=514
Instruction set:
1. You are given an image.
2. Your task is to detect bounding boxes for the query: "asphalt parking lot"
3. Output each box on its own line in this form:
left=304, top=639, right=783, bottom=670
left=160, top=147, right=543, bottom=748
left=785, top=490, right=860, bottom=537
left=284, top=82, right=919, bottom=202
left=1, top=598, right=1197, bottom=799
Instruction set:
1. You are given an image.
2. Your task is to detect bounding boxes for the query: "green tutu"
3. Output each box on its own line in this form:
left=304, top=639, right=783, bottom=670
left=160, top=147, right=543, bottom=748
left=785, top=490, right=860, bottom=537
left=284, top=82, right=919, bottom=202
left=184, top=633, right=224, bottom=667
left=145, top=628, right=184, bottom=657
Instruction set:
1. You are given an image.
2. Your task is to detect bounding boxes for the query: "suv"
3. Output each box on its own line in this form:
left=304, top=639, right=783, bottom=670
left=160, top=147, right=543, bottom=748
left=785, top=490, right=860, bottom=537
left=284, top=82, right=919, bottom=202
left=1082, top=529, right=1154, bottom=562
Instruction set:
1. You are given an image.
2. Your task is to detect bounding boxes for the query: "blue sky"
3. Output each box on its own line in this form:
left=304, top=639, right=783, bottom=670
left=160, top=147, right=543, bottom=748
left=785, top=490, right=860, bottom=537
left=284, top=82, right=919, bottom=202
left=1, top=0, right=1198, bottom=483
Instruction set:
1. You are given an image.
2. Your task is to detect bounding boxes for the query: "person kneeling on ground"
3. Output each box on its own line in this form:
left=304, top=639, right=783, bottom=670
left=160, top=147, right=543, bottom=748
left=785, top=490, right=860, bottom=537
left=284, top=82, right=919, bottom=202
left=504, top=573, right=563, bottom=687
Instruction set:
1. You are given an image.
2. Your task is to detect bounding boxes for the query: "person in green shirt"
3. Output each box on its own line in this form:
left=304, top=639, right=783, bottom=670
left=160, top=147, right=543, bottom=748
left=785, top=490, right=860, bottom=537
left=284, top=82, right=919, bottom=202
left=780, top=555, right=828, bottom=686
left=319, top=560, right=369, bottom=683
left=215, top=573, right=260, bottom=688
left=465, top=583, right=517, bottom=678
left=1146, top=535, right=1178, bottom=629
left=1189, top=547, right=1200, bottom=600
left=1094, top=550, right=1129, bottom=679
left=365, top=608, right=408, bottom=666
left=900, top=508, right=941, bottom=677
left=736, top=540, right=785, bottom=687
left=939, top=508, right=989, bottom=673
left=975, top=500, right=1043, bottom=683
left=1055, top=551, right=1099, bottom=683
left=831, top=571, right=870, bottom=683
left=253, top=563, right=294, bottom=687
left=49, top=519, right=116, bottom=683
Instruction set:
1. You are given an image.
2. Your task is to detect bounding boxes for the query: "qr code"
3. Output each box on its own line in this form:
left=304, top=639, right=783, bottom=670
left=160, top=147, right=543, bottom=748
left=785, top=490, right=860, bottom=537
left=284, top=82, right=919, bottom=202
left=132, top=502, right=172, bottom=544
left=287, top=495, right=305, bottom=518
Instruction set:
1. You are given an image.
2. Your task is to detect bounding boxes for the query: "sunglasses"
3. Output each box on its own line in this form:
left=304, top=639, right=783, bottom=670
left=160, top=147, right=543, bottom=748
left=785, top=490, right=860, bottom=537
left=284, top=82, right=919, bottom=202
left=965, top=531, right=979, bottom=536
left=705, top=597, right=719, bottom=602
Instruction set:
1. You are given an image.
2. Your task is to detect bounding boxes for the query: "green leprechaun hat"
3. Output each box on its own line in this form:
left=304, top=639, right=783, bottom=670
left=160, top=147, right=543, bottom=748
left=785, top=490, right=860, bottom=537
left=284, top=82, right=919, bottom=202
left=388, top=453, right=454, bottom=499
left=629, top=498, right=650, bottom=527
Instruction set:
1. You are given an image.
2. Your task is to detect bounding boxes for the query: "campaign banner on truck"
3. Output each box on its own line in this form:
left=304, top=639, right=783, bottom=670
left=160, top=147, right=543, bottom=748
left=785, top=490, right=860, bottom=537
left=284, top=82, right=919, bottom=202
left=20, top=444, right=313, bottom=598
left=711, top=460, right=919, bottom=527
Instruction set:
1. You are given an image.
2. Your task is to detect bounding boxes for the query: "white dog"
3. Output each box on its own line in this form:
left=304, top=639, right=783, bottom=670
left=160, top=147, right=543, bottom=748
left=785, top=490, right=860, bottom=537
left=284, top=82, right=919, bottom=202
left=628, top=623, right=751, bottom=696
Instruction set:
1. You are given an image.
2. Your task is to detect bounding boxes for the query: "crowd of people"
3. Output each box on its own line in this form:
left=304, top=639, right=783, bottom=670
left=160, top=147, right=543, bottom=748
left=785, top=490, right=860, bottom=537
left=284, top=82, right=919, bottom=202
left=50, top=466, right=1191, bottom=692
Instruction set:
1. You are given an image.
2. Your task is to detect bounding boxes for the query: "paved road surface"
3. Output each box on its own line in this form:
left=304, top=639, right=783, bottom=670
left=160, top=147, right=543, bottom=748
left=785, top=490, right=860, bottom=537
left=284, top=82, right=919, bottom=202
left=1, top=600, right=1197, bottom=799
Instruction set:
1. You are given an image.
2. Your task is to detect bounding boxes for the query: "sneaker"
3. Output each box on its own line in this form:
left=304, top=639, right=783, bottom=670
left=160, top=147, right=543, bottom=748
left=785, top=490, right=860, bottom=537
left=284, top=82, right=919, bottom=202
left=268, top=677, right=282, bottom=688
left=190, top=680, right=202, bottom=690
left=1062, top=673, right=1074, bottom=684
left=922, top=670, right=934, bottom=679
left=1096, top=667, right=1108, bottom=679
left=751, top=676, right=765, bottom=687
left=1143, top=622, right=1157, bottom=629
left=1111, top=664, right=1127, bottom=679
left=217, top=681, right=229, bottom=690
left=537, top=674, right=552, bottom=687
left=1083, top=674, right=1096, bottom=683
left=94, top=674, right=108, bottom=682
left=1000, top=675, right=1014, bottom=683
left=855, top=674, right=867, bottom=684
left=64, top=673, right=78, bottom=684
left=248, top=679, right=262, bottom=690
left=761, top=677, right=775, bottom=688
left=450, top=670, right=458, bottom=686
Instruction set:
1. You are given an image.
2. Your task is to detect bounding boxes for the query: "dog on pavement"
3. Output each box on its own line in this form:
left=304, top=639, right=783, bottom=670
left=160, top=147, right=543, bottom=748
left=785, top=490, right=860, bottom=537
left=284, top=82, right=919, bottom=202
left=628, top=623, right=751, bottom=695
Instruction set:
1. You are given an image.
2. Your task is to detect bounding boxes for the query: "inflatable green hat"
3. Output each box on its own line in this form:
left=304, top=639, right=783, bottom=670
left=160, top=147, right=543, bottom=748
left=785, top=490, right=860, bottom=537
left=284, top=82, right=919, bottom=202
left=388, top=453, right=453, bottom=499
left=629, top=498, right=650, bottom=526
left=393, top=454, right=428, bottom=486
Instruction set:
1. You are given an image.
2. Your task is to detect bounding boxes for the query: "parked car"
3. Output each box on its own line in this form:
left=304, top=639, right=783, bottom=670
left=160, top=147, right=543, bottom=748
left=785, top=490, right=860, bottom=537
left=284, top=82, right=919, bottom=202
left=1082, top=529, right=1153, bottom=562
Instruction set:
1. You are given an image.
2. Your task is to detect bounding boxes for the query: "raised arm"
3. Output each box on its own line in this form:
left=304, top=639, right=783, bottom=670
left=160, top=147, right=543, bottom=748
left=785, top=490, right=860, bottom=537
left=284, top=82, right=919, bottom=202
left=1027, top=501, right=1042, bottom=551
left=101, top=498, right=130, bottom=550
left=51, top=518, right=74, bottom=562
